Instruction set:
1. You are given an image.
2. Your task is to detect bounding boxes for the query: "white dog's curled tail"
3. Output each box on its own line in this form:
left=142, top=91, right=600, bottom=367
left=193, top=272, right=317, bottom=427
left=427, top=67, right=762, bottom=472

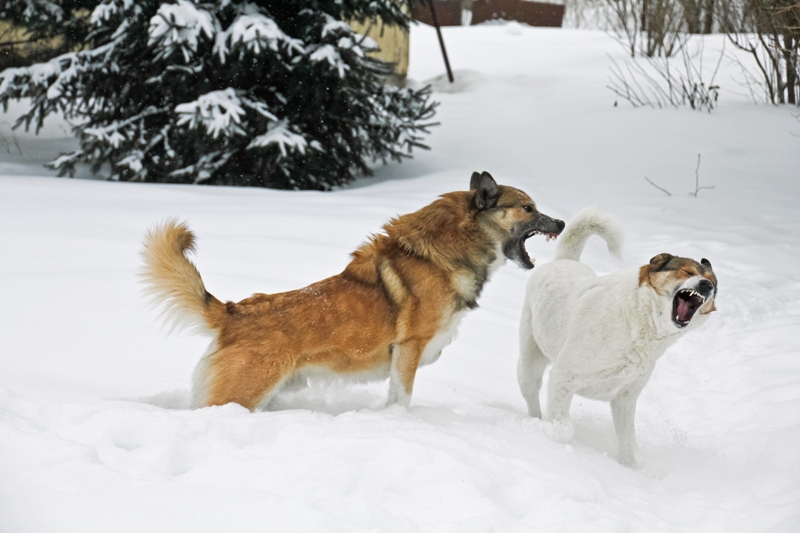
left=140, top=219, right=227, bottom=336
left=553, top=207, right=624, bottom=262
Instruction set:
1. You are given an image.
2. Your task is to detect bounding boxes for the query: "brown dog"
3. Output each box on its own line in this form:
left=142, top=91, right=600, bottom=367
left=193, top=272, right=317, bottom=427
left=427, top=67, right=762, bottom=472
left=141, top=172, right=564, bottom=410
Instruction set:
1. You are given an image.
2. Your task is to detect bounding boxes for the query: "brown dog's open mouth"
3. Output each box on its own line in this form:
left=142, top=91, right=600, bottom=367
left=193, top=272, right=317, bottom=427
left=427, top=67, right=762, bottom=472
left=516, top=230, right=560, bottom=269
left=672, top=289, right=705, bottom=328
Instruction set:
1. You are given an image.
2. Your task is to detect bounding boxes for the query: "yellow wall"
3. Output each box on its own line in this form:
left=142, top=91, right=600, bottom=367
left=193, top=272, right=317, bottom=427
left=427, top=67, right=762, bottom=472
left=1, top=16, right=409, bottom=79
left=349, top=19, right=410, bottom=79
left=0, top=20, right=67, bottom=61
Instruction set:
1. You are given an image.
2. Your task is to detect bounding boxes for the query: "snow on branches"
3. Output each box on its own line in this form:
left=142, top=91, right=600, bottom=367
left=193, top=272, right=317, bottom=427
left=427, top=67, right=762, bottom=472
left=176, top=88, right=278, bottom=138
left=0, top=0, right=435, bottom=189
left=216, top=13, right=303, bottom=60
left=12, top=0, right=65, bottom=23
left=248, top=121, right=308, bottom=156
left=148, top=0, right=215, bottom=62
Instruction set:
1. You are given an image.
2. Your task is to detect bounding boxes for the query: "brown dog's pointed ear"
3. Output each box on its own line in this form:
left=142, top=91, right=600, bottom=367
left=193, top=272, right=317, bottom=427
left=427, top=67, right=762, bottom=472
left=701, top=258, right=712, bottom=270
left=471, top=171, right=500, bottom=210
left=470, top=171, right=482, bottom=190
left=649, top=253, right=674, bottom=271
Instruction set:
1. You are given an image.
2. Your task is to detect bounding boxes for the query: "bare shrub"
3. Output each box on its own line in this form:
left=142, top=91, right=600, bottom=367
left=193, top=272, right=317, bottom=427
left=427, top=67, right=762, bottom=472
left=608, top=37, right=724, bottom=110
left=719, top=0, right=799, bottom=104
left=602, top=0, right=681, bottom=56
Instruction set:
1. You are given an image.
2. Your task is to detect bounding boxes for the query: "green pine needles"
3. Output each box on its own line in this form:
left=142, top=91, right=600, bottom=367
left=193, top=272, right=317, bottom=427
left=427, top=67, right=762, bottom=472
left=0, top=0, right=438, bottom=189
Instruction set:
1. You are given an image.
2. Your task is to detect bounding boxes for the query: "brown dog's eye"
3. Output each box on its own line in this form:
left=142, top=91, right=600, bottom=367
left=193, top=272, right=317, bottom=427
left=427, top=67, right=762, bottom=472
left=523, top=205, right=533, bottom=213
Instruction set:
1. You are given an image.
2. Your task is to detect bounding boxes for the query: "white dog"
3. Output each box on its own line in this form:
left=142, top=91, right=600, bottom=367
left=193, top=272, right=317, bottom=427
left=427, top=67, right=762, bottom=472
left=518, top=207, right=717, bottom=466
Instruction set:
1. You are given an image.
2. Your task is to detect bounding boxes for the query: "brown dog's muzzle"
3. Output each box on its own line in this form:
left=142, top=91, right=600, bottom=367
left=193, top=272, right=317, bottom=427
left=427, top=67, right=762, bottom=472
left=505, top=213, right=565, bottom=269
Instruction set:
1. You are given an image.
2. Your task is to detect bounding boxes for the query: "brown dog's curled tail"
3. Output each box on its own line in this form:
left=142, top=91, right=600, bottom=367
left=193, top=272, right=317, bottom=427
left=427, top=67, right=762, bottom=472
left=140, top=219, right=226, bottom=336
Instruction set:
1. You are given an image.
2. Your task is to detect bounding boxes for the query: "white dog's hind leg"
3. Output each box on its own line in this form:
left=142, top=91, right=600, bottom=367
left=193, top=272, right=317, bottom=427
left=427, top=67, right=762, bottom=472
left=545, top=364, right=578, bottom=442
left=546, top=364, right=578, bottom=421
left=518, top=306, right=549, bottom=418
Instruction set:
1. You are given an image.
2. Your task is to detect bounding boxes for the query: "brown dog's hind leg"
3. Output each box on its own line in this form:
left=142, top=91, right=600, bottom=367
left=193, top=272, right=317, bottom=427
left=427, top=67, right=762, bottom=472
left=201, top=345, right=293, bottom=411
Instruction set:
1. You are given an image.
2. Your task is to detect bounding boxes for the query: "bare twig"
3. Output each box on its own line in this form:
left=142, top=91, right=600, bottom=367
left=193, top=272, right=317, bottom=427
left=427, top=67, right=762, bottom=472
left=11, top=131, right=23, bottom=156
left=691, top=153, right=715, bottom=196
left=0, top=123, right=23, bottom=156
left=0, top=36, right=48, bottom=47
left=645, top=176, right=673, bottom=195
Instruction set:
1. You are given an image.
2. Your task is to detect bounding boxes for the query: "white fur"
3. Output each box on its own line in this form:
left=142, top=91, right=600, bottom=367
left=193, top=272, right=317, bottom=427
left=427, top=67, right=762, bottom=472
left=419, top=309, right=468, bottom=367
left=553, top=206, right=623, bottom=262
left=387, top=344, right=411, bottom=407
left=191, top=339, right=218, bottom=408
left=254, top=375, right=292, bottom=411
left=518, top=208, right=714, bottom=467
left=487, top=243, right=508, bottom=276
left=287, top=363, right=392, bottom=392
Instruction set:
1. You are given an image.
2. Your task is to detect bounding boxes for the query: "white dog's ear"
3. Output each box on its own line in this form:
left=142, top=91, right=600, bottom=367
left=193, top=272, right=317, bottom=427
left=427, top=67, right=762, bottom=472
left=701, top=258, right=712, bottom=270
left=649, top=253, right=674, bottom=271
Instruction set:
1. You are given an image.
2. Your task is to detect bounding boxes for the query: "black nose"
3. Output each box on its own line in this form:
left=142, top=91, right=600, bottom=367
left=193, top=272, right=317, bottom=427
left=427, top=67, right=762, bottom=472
left=556, top=219, right=565, bottom=231
left=698, top=279, right=714, bottom=295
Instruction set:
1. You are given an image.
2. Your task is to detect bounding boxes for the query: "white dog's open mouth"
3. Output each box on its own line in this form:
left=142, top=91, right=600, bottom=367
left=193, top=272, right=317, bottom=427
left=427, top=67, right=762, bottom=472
left=672, top=289, right=705, bottom=327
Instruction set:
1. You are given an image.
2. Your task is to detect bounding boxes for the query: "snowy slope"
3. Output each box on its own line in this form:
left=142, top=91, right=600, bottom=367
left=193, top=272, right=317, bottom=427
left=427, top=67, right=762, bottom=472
left=1, top=26, right=799, bottom=532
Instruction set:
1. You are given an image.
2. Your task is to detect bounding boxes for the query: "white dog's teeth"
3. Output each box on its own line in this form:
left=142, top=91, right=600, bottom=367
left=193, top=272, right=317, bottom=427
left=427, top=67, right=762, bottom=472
left=689, top=289, right=705, bottom=301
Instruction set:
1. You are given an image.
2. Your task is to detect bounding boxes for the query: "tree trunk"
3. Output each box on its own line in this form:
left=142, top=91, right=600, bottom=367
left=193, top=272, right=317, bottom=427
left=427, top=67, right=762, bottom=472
left=686, top=0, right=702, bottom=34
left=641, top=0, right=648, bottom=32
left=703, top=0, right=714, bottom=34
left=784, top=34, right=797, bottom=104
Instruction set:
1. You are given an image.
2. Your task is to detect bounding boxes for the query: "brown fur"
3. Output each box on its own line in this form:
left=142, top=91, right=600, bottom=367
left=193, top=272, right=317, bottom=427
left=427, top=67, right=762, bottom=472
left=141, top=175, right=562, bottom=411
left=638, top=254, right=718, bottom=314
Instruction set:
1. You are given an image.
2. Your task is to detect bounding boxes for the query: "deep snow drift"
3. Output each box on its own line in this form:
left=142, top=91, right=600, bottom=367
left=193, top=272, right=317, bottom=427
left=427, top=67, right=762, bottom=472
left=1, top=25, right=799, bottom=533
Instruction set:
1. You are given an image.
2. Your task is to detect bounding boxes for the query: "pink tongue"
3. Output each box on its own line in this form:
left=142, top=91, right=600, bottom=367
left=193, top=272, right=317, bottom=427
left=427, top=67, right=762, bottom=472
left=677, top=298, right=693, bottom=321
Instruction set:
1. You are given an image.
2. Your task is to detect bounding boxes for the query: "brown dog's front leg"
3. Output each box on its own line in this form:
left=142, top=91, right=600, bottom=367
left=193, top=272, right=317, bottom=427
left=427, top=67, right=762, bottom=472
left=387, top=340, right=425, bottom=407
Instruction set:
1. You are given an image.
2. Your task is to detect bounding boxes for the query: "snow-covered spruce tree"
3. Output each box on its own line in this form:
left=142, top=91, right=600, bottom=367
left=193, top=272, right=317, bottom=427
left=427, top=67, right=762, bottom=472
left=0, top=0, right=437, bottom=189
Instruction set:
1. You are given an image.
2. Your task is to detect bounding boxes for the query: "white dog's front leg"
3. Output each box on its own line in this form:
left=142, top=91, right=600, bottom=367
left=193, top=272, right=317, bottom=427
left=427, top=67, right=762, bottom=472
left=611, top=394, right=639, bottom=467
left=611, top=371, right=651, bottom=467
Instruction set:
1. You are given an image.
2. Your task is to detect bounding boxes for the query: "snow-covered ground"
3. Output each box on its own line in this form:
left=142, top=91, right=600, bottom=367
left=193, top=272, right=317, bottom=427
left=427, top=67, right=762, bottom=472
left=1, top=24, right=799, bottom=532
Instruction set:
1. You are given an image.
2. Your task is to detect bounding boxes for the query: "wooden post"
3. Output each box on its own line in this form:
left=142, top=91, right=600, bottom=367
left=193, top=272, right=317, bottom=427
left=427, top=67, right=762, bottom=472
left=427, top=0, right=454, bottom=83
